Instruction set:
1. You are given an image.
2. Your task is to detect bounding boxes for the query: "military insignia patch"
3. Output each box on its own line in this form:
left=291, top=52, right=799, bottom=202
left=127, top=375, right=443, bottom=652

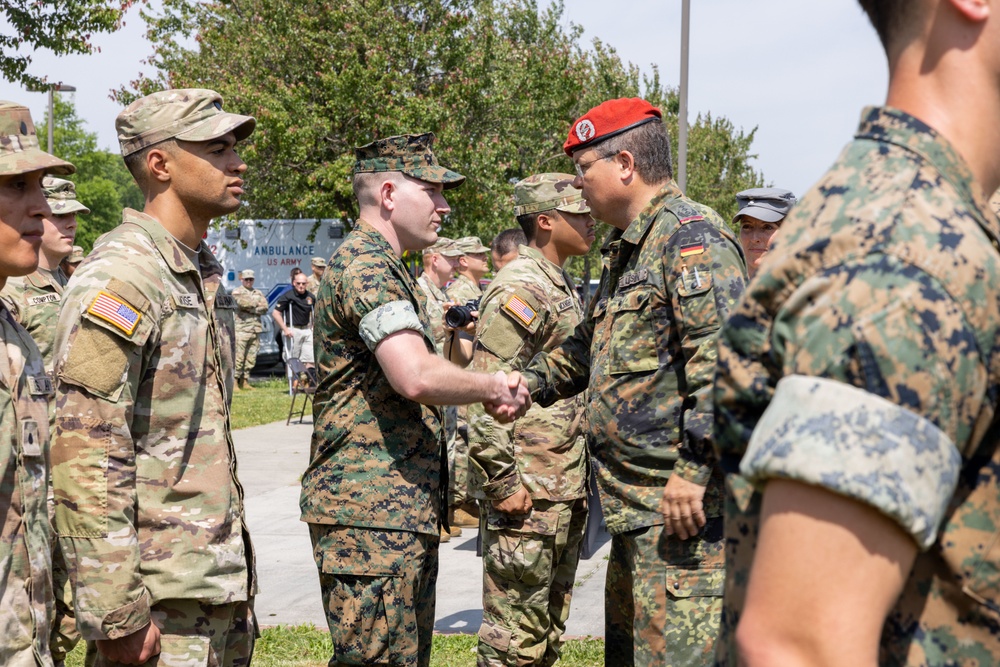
left=88, top=291, right=142, bottom=335
left=504, top=294, right=537, bottom=327
left=575, top=119, right=595, bottom=142
left=26, top=374, right=53, bottom=396
left=556, top=298, right=575, bottom=313
left=679, top=243, right=705, bottom=258
left=21, top=419, right=41, bottom=456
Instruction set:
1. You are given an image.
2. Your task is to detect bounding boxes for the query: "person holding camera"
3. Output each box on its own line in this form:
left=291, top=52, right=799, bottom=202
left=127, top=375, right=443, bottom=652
left=468, top=173, right=596, bottom=667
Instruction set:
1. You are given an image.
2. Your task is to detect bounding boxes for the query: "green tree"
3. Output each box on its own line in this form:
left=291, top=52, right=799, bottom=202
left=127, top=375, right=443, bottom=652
left=37, top=97, right=143, bottom=250
left=1, top=0, right=139, bottom=90
left=123, top=0, right=762, bottom=261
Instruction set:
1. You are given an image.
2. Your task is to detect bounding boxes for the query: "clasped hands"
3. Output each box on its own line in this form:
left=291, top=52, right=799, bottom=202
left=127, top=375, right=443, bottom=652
left=484, top=370, right=531, bottom=423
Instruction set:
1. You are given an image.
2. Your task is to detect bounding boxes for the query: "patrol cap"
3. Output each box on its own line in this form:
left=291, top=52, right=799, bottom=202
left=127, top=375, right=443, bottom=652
left=734, top=187, right=797, bottom=224
left=65, top=245, right=85, bottom=264
left=513, top=173, right=590, bottom=217
left=453, top=236, right=489, bottom=255
left=0, top=102, right=74, bottom=176
left=422, top=236, right=463, bottom=257
left=564, top=98, right=662, bottom=156
left=43, top=176, right=90, bottom=215
left=241, top=269, right=255, bottom=279
left=311, top=257, right=327, bottom=267
left=353, top=132, right=465, bottom=190
left=116, top=88, right=256, bottom=157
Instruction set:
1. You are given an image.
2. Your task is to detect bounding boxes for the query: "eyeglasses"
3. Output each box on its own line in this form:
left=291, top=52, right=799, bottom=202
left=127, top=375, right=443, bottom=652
left=574, top=151, right=619, bottom=178
left=242, top=277, right=254, bottom=281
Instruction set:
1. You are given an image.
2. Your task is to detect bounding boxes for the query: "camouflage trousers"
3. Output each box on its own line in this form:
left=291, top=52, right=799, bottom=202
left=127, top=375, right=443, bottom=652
left=86, top=598, right=255, bottom=667
left=51, top=542, right=80, bottom=663
left=605, top=520, right=724, bottom=667
left=478, top=498, right=588, bottom=667
left=234, top=332, right=259, bottom=380
left=449, top=413, right=471, bottom=507
left=310, top=524, right=439, bottom=667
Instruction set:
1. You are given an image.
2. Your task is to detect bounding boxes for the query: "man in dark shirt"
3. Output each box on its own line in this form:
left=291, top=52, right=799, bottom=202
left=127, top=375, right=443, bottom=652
left=272, top=273, right=315, bottom=368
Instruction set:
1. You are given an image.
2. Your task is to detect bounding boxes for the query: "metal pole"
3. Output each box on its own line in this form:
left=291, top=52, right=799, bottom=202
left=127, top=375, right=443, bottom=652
left=678, top=0, right=690, bottom=192
left=47, top=87, right=54, bottom=153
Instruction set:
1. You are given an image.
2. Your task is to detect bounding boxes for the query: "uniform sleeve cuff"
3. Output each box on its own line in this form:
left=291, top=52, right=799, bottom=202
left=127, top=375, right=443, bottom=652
left=359, top=300, right=423, bottom=351
left=674, top=457, right=712, bottom=486
left=483, top=473, right=523, bottom=501
left=79, top=591, right=151, bottom=641
left=740, top=375, right=961, bottom=550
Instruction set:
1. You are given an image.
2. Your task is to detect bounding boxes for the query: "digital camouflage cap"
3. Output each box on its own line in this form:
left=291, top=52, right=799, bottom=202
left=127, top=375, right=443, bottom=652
left=43, top=176, right=90, bottom=215
left=353, top=132, right=465, bottom=190
left=0, top=102, right=74, bottom=176
left=513, top=173, right=590, bottom=217
left=116, top=88, right=256, bottom=157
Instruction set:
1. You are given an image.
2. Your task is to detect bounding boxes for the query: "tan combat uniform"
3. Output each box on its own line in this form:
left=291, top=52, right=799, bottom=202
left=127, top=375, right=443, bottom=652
left=0, top=268, right=68, bottom=373
left=231, top=284, right=268, bottom=382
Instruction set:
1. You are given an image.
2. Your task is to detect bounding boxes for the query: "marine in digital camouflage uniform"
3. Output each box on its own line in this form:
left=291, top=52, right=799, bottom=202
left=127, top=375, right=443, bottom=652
left=713, top=3, right=1000, bottom=665
left=0, top=101, right=74, bottom=667
left=516, top=100, right=746, bottom=667
left=302, top=132, right=531, bottom=667
left=52, top=89, right=257, bottom=667
left=232, top=269, right=268, bottom=388
left=468, top=173, right=595, bottom=667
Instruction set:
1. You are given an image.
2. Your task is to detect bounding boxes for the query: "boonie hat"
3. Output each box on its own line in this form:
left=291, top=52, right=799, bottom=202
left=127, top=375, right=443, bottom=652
left=453, top=236, right=489, bottom=255
left=43, top=176, right=90, bottom=215
left=353, top=132, right=465, bottom=190
left=564, top=98, right=662, bottom=156
left=734, top=188, right=797, bottom=224
left=117, top=88, right=256, bottom=157
left=65, top=246, right=85, bottom=264
left=311, top=257, right=327, bottom=267
left=423, top=236, right=463, bottom=257
left=241, top=269, right=255, bottom=279
left=0, top=102, right=74, bottom=176
left=513, top=173, right=590, bottom=217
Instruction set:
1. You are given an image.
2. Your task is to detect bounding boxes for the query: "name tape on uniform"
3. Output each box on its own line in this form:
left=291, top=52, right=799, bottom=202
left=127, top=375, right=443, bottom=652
left=175, top=293, right=199, bottom=308
left=27, top=293, right=59, bottom=306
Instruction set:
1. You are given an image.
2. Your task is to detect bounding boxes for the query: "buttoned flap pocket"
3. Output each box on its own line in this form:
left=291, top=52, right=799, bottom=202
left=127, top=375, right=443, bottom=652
left=486, top=507, right=560, bottom=536
left=484, top=508, right=559, bottom=585
left=675, top=272, right=719, bottom=338
left=319, top=547, right=407, bottom=577
left=665, top=566, right=725, bottom=599
left=608, top=287, right=659, bottom=375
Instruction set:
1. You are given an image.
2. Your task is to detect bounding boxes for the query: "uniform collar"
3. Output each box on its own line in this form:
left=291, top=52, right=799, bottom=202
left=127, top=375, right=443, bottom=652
left=621, top=180, right=683, bottom=246
left=418, top=272, right=447, bottom=301
left=517, top=245, right=567, bottom=288
left=122, top=208, right=225, bottom=280
left=24, top=267, right=64, bottom=291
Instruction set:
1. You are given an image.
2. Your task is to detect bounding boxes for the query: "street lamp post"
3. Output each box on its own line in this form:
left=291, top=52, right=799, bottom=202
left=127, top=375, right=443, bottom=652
left=678, top=0, right=690, bottom=192
left=47, top=83, right=76, bottom=153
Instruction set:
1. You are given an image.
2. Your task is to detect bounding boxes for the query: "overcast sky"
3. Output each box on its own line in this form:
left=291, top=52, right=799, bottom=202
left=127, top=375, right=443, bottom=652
left=5, top=0, right=887, bottom=199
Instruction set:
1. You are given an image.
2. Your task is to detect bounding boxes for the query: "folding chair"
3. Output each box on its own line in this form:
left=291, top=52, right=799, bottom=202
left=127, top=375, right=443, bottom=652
left=286, top=357, right=318, bottom=425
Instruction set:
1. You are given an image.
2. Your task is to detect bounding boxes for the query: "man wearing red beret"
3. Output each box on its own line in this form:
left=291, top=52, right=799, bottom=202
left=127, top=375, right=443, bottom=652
left=505, top=98, right=747, bottom=665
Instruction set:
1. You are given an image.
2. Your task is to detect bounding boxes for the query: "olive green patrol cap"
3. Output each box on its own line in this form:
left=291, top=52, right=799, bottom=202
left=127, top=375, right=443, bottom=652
left=353, top=132, right=465, bottom=190
left=117, top=88, right=256, bottom=157
left=513, top=173, right=590, bottom=216
left=65, top=245, right=84, bottom=264
left=0, top=102, right=74, bottom=176
left=43, top=176, right=90, bottom=215
left=453, top=236, right=489, bottom=254
left=422, top=236, right=463, bottom=257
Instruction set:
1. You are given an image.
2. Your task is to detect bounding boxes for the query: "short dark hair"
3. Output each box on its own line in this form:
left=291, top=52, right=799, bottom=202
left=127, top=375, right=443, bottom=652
left=857, top=0, right=924, bottom=52
left=492, top=227, right=528, bottom=254
left=290, top=267, right=303, bottom=280
left=594, top=119, right=672, bottom=185
left=122, top=139, right=178, bottom=191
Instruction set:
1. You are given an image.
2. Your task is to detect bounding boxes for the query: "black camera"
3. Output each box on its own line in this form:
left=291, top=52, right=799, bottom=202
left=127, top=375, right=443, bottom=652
left=445, top=299, right=480, bottom=329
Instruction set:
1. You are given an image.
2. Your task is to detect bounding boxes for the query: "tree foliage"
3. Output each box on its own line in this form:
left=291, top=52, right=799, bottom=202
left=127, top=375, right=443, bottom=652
left=37, top=97, right=144, bottom=251
left=1, top=0, right=138, bottom=90
left=123, top=0, right=763, bottom=252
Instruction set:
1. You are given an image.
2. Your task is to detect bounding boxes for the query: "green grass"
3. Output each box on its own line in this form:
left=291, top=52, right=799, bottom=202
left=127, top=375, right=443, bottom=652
left=66, top=625, right=605, bottom=666
left=230, top=376, right=301, bottom=430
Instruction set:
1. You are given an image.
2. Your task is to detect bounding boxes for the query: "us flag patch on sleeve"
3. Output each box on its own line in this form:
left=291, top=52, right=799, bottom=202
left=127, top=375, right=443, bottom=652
left=88, top=291, right=142, bottom=335
left=504, top=294, right=537, bottom=327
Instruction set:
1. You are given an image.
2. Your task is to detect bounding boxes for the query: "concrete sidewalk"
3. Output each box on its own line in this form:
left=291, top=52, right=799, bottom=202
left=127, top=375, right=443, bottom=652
left=234, top=419, right=610, bottom=637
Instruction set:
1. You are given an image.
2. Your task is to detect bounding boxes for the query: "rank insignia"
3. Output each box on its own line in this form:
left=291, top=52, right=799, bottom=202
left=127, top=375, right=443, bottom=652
left=504, top=294, right=537, bottom=327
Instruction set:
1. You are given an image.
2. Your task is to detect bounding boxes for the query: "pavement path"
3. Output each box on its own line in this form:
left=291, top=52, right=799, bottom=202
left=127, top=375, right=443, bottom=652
left=234, top=419, right=610, bottom=637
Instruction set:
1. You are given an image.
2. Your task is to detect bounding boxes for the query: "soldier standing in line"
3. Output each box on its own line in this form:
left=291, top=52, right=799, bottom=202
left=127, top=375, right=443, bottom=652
left=1, top=176, right=89, bottom=374
left=469, top=173, right=595, bottom=667
left=416, top=236, right=464, bottom=543
left=300, top=132, right=530, bottom=667
left=305, top=256, right=326, bottom=294
left=713, top=1, right=1000, bottom=664
left=59, top=245, right=85, bottom=279
left=489, top=227, right=527, bottom=272
left=447, top=235, right=492, bottom=527
left=0, top=100, right=74, bottom=667
left=52, top=89, right=257, bottom=667
left=232, top=268, right=268, bottom=390
left=505, top=99, right=747, bottom=666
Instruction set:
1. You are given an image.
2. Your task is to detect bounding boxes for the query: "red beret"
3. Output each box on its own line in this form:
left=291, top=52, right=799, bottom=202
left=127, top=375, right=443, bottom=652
left=564, top=98, right=663, bottom=156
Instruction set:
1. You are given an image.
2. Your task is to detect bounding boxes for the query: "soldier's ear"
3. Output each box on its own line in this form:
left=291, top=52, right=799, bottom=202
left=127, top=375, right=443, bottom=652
left=146, top=147, right=172, bottom=184
left=536, top=212, right=555, bottom=232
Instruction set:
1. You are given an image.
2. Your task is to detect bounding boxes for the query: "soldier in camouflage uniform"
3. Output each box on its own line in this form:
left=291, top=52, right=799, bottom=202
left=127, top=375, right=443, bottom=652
left=51, top=89, right=257, bottom=667
left=713, top=3, right=1000, bottom=665
left=232, top=268, right=268, bottom=389
left=469, top=173, right=595, bottom=667
left=60, top=245, right=85, bottom=279
left=1, top=176, right=89, bottom=374
left=508, top=99, right=747, bottom=667
left=306, top=256, right=326, bottom=294
left=0, top=101, right=74, bottom=667
left=301, top=132, right=531, bottom=667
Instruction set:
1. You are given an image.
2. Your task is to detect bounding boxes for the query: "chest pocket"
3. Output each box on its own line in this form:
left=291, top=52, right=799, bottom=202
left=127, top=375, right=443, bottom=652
left=609, top=287, right=659, bottom=375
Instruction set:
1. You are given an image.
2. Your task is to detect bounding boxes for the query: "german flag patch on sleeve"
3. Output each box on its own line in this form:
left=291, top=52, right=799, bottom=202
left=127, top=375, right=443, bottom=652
left=87, top=291, right=142, bottom=335
left=679, top=242, right=705, bottom=258
left=503, top=294, right=537, bottom=327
